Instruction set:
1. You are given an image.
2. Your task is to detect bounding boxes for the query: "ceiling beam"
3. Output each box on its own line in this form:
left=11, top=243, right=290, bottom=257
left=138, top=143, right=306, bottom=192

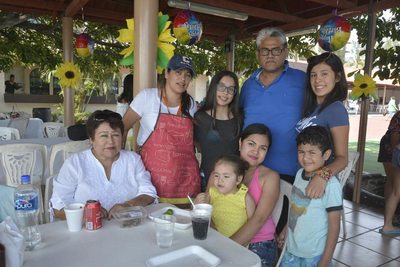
left=0, top=4, right=54, bottom=16
left=235, top=0, right=400, bottom=41
left=78, top=6, right=131, bottom=21
left=274, top=0, right=289, bottom=14
left=280, top=0, right=399, bottom=32
left=74, top=15, right=126, bottom=27
left=65, top=0, right=89, bottom=17
left=189, top=0, right=303, bottom=23
left=305, top=0, right=356, bottom=9
left=0, top=0, right=64, bottom=11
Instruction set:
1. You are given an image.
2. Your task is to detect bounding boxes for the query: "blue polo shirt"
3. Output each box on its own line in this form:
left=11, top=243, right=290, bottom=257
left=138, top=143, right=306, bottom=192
left=240, top=61, right=306, bottom=176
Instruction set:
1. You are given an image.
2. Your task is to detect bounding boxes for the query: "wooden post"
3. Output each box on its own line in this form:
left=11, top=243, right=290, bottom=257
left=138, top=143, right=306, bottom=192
left=132, top=0, right=158, bottom=151
left=353, top=0, right=377, bottom=203
left=383, top=85, right=387, bottom=107
left=62, top=17, right=75, bottom=127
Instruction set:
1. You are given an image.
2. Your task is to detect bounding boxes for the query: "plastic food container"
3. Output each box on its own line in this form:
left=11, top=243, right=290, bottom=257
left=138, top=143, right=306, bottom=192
left=112, top=206, right=147, bottom=228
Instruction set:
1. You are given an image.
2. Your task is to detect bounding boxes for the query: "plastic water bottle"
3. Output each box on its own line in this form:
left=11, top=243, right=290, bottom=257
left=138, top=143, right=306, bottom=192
left=14, top=175, right=42, bottom=251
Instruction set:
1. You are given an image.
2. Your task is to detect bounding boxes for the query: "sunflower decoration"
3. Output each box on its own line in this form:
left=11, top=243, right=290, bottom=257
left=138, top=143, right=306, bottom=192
left=350, top=73, right=378, bottom=100
left=54, top=61, right=82, bottom=88
left=117, top=12, right=176, bottom=74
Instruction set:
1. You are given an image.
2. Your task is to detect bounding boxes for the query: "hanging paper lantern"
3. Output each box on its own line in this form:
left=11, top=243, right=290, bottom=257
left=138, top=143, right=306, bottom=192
left=76, top=33, right=94, bottom=58
left=317, top=16, right=351, bottom=52
left=173, top=9, right=202, bottom=45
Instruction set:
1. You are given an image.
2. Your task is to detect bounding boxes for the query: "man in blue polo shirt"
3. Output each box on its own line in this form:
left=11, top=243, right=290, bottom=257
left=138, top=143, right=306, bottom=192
left=240, top=27, right=305, bottom=184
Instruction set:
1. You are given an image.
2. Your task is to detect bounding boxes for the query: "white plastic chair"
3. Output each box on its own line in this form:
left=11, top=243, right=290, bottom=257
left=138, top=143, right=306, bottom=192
left=58, top=127, right=68, bottom=137
left=0, top=126, right=20, bottom=140
left=125, top=139, right=131, bottom=151
left=272, top=180, right=292, bottom=267
left=0, top=143, right=47, bottom=224
left=43, top=122, right=63, bottom=138
left=337, top=151, right=360, bottom=239
left=44, top=174, right=56, bottom=224
left=49, top=140, right=91, bottom=175
left=7, top=117, right=29, bottom=138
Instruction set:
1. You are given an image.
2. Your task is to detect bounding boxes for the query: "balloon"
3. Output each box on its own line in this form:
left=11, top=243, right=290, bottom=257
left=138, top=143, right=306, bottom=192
left=76, top=33, right=94, bottom=58
left=317, top=16, right=351, bottom=52
left=173, top=9, right=202, bottom=45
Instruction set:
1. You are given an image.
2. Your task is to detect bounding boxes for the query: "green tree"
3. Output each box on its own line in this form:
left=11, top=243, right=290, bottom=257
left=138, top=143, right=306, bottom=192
left=349, top=8, right=400, bottom=84
left=0, top=12, right=123, bottom=121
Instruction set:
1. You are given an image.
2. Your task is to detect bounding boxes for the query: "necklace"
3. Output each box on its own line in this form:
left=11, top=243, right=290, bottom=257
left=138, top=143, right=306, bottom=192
left=162, top=87, right=182, bottom=116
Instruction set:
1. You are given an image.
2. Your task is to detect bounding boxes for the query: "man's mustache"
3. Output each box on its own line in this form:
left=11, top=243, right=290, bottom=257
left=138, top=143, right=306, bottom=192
left=263, top=58, right=276, bottom=64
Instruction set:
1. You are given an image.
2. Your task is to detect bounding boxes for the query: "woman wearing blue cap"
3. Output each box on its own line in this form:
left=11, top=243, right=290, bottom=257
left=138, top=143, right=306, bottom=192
left=122, top=55, right=200, bottom=207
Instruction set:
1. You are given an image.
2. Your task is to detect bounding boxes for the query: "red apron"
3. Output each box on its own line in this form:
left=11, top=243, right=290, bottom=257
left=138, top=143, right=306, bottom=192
left=140, top=94, right=200, bottom=204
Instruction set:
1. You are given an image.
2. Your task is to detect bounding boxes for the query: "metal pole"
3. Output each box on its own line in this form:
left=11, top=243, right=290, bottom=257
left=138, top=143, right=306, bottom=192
left=353, top=0, right=377, bottom=203
left=226, top=36, right=235, bottom=72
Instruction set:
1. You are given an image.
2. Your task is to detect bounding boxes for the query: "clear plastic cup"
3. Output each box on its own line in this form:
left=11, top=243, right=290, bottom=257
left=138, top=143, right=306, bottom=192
left=154, top=215, right=176, bottom=248
left=190, top=209, right=212, bottom=240
left=64, top=203, right=85, bottom=232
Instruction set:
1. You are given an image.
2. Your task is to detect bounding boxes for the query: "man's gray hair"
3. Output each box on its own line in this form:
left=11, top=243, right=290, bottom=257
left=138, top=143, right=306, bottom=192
left=256, top=27, right=287, bottom=49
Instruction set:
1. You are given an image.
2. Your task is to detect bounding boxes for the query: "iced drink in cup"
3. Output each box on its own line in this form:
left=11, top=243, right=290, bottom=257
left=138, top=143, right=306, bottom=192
left=154, top=215, right=176, bottom=248
left=194, top=204, right=213, bottom=213
left=190, top=209, right=212, bottom=240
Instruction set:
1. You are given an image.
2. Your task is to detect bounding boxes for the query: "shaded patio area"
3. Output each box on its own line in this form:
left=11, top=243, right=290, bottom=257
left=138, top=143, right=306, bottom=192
left=333, top=199, right=400, bottom=266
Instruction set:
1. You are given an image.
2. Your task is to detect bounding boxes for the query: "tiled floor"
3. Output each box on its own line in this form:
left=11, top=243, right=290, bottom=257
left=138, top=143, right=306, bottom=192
left=333, top=199, right=400, bottom=266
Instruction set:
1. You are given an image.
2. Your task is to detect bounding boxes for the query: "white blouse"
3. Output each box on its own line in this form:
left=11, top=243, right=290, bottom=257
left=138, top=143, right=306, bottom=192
left=50, top=149, right=158, bottom=212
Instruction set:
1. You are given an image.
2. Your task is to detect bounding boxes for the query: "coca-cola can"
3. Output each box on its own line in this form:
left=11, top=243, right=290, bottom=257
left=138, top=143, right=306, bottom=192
left=85, top=200, right=102, bottom=230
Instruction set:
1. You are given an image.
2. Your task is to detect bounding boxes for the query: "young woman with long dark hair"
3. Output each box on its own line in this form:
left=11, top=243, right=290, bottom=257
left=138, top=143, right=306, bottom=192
left=295, top=52, right=349, bottom=193
left=194, top=70, right=242, bottom=191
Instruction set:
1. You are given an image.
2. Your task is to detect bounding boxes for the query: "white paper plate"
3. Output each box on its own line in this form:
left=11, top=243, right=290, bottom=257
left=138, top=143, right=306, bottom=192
left=146, top=245, right=221, bottom=267
left=148, top=207, right=192, bottom=229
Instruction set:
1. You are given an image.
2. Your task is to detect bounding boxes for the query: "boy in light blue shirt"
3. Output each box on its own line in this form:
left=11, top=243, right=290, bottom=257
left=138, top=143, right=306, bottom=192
left=278, top=126, right=342, bottom=267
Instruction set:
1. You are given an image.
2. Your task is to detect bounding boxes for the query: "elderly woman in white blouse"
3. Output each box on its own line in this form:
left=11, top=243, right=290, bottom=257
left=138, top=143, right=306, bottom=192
left=51, top=110, right=157, bottom=220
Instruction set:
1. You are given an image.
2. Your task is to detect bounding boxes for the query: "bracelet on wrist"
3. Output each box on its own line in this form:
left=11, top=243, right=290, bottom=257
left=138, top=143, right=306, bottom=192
left=313, top=166, right=332, bottom=182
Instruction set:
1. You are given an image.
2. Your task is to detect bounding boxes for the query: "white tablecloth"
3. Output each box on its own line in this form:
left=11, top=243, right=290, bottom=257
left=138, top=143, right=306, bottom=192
left=24, top=204, right=261, bottom=267
left=0, top=137, right=71, bottom=185
left=0, top=118, right=44, bottom=139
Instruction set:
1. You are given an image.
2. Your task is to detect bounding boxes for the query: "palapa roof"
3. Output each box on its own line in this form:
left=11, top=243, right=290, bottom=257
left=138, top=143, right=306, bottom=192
left=0, top=0, right=399, bottom=44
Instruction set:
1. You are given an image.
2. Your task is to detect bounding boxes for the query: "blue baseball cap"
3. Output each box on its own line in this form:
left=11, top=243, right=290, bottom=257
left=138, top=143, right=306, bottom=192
left=167, top=55, right=196, bottom=77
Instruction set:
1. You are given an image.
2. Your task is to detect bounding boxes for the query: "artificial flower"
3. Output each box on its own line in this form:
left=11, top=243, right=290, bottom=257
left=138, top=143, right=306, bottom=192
left=117, top=19, right=134, bottom=58
left=54, top=61, right=82, bottom=88
left=350, top=73, right=377, bottom=98
left=117, top=12, right=176, bottom=73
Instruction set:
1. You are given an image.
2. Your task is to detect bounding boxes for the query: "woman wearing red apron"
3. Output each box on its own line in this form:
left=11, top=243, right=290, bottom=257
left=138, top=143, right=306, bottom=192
left=122, top=55, right=200, bottom=206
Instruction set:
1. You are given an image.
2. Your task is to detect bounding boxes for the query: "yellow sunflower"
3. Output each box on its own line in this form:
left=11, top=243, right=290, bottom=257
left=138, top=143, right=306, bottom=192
left=350, top=73, right=377, bottom=98
left=55, top=61, right=82, bottom=88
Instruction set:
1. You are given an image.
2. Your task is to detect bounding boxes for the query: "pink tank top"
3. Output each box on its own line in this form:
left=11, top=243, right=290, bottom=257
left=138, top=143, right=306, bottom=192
left=248, top=168, right=276, bottom=243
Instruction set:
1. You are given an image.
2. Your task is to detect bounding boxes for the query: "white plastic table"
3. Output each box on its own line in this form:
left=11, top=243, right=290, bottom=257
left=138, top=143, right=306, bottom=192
left=24, top=204, right=261, bottom=267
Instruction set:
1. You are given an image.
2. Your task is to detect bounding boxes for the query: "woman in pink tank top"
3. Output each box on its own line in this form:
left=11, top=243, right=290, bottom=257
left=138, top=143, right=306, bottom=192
left=206, top=123, right=280, bottom=266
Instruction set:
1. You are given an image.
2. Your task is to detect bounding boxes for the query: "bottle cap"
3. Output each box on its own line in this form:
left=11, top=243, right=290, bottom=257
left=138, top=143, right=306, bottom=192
left=21, top=175, right=31, bottom=183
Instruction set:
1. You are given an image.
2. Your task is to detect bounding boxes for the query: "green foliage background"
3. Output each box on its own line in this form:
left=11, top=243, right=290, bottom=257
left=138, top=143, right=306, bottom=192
left=0, top=7, right=399, bottom=94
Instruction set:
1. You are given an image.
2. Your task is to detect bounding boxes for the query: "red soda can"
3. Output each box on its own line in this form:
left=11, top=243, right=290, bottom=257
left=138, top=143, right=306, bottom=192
left=85, top=200, right=102, bottom=230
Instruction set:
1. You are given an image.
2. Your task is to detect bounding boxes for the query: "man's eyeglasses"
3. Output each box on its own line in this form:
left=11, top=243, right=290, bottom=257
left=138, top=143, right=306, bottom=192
left=257, top=47, right=285, bottom=56
left=93, top=111, right=122, bottom=122
left=307, top=52, right=335, bottom=64
left=217, top=83, right=237, bottom=95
